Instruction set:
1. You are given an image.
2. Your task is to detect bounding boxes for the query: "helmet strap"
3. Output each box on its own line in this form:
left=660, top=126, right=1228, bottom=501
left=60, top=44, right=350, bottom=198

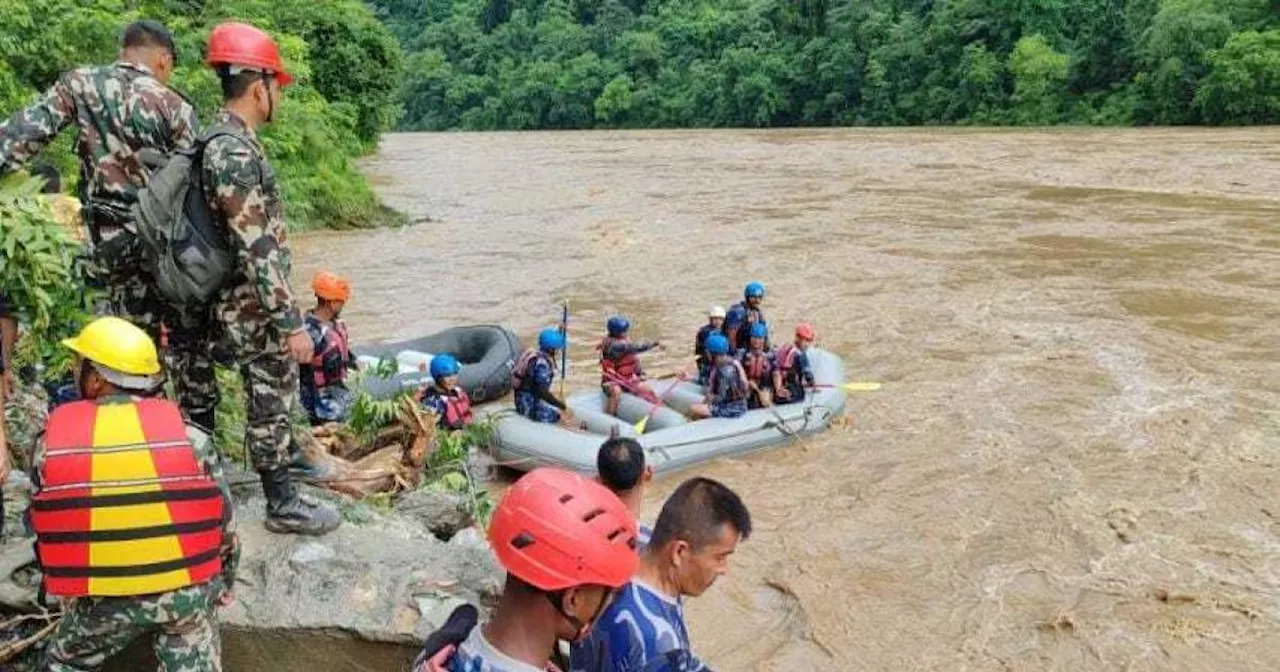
left=262, top=72, right=275, bottom=123
left=547, top=587, right=613, bottom=643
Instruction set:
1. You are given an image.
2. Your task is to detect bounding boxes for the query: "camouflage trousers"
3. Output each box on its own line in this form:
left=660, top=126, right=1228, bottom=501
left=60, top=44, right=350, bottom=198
left=87, top=228, right=220, bottom=430
left=42, top=584, right=222, bottom=672
left=218, top=314, right=300, bottom=473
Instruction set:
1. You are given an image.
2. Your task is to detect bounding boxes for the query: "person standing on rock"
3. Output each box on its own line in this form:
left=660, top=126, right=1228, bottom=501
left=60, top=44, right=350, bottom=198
left=413, top=468, right=639, bottom=671
left=570, top=477, right=752, bottom=672
left=199, top=21, right=339, bottom=536
left=0, top=20, right=198, bottom=332
left=30, top=317, right=235, bottom=672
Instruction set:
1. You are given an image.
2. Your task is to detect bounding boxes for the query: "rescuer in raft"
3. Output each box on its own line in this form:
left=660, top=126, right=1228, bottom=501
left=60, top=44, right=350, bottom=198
left=689, top=333, right=748, bottom=420
left=693, top=305, right=726, bottom=384
left=418, top=353, right=475, bottom=431
left=411, top=468, right=638, bottom=672
left=512, top=327, right=578, bottom=426
left=300, top=271, right=355, bottom=425
left=599, top=316, right=662, bottom=418
left=773, top=323, right=818, bottom=405
left=738, top=322, right=776, bottom=409
left=30, top=316, right=236, bottom=671
left=723, top=281, right=769, bottom=352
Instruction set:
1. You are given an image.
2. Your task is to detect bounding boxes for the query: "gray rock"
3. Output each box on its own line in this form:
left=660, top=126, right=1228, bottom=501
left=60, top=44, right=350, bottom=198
left=392, top=487, right=473, bottom=540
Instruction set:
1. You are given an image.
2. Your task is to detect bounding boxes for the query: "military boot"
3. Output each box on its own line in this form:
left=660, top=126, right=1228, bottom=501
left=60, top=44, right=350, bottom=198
left=260, top=467, right=341, bottom=536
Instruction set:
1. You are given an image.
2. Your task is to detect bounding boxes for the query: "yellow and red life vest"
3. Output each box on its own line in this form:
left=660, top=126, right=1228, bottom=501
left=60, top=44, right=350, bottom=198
left=31, top=398, right=225, bottom=597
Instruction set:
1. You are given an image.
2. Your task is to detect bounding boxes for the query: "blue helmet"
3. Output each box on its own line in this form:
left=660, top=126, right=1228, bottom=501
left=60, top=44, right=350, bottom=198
left=539, top=327, right=566, bottom=351
left=705, top=333, right=730, bottom=356
left=607, top=316, right=630, bottom=337
left=429, top=353, right=461, bottom=380
left=749, top=322, right=768, bottom=340
left=744, top=281, right=765, bottom=299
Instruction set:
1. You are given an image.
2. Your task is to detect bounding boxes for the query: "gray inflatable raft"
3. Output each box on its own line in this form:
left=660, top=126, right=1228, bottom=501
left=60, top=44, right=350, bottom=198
left=488, top=348, right=847, bottom=475
left=353, top=325, right=522, bottom=403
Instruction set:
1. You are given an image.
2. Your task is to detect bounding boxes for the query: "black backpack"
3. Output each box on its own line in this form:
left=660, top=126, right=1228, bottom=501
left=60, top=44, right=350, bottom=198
left=132, top=125, right=251, bottom=308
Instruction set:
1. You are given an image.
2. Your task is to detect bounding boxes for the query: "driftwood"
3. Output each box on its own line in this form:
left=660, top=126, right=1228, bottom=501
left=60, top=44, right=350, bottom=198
left=298, top=399, right=438, bottom=498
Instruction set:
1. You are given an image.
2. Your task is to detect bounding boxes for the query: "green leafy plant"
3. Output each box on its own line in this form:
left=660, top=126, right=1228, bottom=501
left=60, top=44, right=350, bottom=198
left=0, top=175, right=99, bottom=383
left=424, top=420, right=496, bottom=525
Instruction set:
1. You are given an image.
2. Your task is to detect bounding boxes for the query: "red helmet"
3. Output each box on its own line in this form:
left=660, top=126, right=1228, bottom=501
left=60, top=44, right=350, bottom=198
left=489, top=468, right=638, bottom=591
left=312, top=271, right=351, bottom=302
left=796, top=323, right=816, bottom=341
left=206, top=22, right=293, bottom=86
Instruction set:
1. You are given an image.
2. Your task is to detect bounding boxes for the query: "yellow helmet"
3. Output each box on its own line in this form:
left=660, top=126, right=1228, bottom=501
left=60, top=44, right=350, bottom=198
left=61, top=317, right=163, bottom=390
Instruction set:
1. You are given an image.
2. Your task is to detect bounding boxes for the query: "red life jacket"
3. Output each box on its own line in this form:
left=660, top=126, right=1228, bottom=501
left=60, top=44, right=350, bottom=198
left=31, top=398, right=225, bottom=597
left=599, top=336, right=642, bottom=382
left=707, top=359, right=749, bottom=402
left=426, top=386, right=474, bottom=429
left=741, top=349, right=771, bottom=382
left=776, top=344, right=799, bottom=371
left=511, top=349, right=549, bottom=392
left=310, top=319, right=350, bottom=389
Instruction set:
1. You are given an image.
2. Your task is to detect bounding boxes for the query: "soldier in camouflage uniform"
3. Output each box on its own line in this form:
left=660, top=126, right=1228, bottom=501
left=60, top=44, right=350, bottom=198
left=199, top=22, right=340, bottom=535
left=33, top=317, right=236, bottom=672
left=0, top=20, right=221, bottom=436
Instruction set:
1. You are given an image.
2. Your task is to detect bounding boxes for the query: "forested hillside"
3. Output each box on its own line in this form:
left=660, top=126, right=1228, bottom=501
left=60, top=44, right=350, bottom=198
left=370, top=0, right=1280, bottom=130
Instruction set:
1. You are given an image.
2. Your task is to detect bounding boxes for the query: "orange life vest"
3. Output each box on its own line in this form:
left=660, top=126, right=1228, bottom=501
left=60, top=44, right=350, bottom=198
left=599, top=336, right=642, bottom=382
left=741, top=349, right=772, bottom=383
left=511, top=349, right=549, bottom=392
left=31, top=398, right=225, bottom=597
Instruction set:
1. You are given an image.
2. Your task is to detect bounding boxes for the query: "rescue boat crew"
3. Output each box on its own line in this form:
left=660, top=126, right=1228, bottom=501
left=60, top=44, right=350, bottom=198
left=723, top=281, right=768, bottom=352
left=599, top=316, right=661, bottom=417
left=694, top=306, right=726, bottom=384
left=738, top=322, right=776, bottom=409
left=512, top=327, right=577, bottom=426
left=300, top=271, right=354, bottom=425
left=31, top=317, right=235, bottom=671
left=773, top=323, right=817, bottom=405
left=419, top=354, right=475, bottom=431
left=689, top=333, right=748, bottom=420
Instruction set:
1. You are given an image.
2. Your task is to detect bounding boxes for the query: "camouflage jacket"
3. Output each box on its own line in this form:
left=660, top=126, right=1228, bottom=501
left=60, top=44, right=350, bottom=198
left=0, top=61, right=198, bottom=228
left=202, top=110, right=303, bottom=335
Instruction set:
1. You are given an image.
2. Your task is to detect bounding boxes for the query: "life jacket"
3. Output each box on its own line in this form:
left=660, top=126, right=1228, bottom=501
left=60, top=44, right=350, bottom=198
left=424, top=386, right=474, bottom=430
left=741, top=349, right=771, bottom=383
left=707, top=359, right=749, bottom=403
left=723, top=302, right=768, bottom=348
left=511, top=349, right=551, bottom=392
left=31, top=398, right=225, bottom=598
left=775, top=344, right=806, bottom=385
left=599, top=336, right=642, bottom=382
left=309, top=318, right=350, bottom=389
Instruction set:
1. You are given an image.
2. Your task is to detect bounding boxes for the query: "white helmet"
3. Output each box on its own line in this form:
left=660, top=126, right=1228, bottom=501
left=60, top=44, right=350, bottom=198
left=708, top=305, right=727, bottom=319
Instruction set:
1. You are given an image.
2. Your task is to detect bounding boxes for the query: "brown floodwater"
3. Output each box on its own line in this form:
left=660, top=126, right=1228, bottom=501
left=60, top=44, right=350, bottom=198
left=293, top=127, right=1280, bottom=671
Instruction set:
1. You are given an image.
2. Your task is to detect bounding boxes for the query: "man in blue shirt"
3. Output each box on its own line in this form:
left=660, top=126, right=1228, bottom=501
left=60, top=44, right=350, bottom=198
left=597, top=437, right=654, bottom=550
left=571, top=477, right=752, bottom=672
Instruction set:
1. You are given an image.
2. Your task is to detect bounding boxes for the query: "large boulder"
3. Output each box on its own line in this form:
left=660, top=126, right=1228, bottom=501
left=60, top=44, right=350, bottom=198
left=1, top=475, right=503, bottom=671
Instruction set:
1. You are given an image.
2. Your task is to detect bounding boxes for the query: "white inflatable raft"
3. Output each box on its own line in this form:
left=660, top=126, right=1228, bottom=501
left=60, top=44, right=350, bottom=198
left=488, top=348, right=847, bottom=475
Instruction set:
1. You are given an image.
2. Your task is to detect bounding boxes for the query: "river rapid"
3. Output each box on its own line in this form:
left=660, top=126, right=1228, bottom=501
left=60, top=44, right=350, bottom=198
left=293, top=127, right=1280, bottom=671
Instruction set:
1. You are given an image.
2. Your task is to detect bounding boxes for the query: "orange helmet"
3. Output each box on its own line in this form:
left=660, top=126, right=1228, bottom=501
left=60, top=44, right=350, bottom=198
left=795, top=323, right=816, bottom=341
left=206, top=22, right=293, bottom=86
left=311, top=271, right=351, bottom=302
left=488, top=468, right=638, bottom=591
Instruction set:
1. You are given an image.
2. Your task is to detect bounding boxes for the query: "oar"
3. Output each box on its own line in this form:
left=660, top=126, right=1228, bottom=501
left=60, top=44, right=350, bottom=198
left=810, top=382, right=882, bottom=392
left=634, top=370, right=690, bottom=434
left=558, top=301, right=569, bottom=399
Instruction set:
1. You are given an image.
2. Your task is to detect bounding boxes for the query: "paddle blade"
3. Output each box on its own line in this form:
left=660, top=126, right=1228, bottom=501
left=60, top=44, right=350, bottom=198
left=842, top=382, right=882, bottom=391
left=634, top=417, right=649, bottom=434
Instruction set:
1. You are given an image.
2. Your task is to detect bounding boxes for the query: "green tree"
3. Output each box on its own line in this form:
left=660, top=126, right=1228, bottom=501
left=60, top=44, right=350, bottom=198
left=1008, top=33, right=1071, bottom=124
left=1195, top=29, right=1280, bottom=123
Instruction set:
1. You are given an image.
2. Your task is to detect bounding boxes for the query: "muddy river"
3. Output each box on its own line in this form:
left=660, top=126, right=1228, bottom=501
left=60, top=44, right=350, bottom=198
left=293, top=127, right=1280, bottom=671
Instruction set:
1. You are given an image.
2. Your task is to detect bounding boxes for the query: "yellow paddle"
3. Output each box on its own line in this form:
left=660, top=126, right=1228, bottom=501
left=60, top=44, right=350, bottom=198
left=811, top=382, right=883, bottom=392
left=633, top=371, right=690, bottom=434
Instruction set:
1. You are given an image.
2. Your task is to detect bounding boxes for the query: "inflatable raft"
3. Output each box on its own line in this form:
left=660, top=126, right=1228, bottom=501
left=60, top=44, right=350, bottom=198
left=353, top=325, right=522, bottom=403
left=489, top=348, right=847, bottom=475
